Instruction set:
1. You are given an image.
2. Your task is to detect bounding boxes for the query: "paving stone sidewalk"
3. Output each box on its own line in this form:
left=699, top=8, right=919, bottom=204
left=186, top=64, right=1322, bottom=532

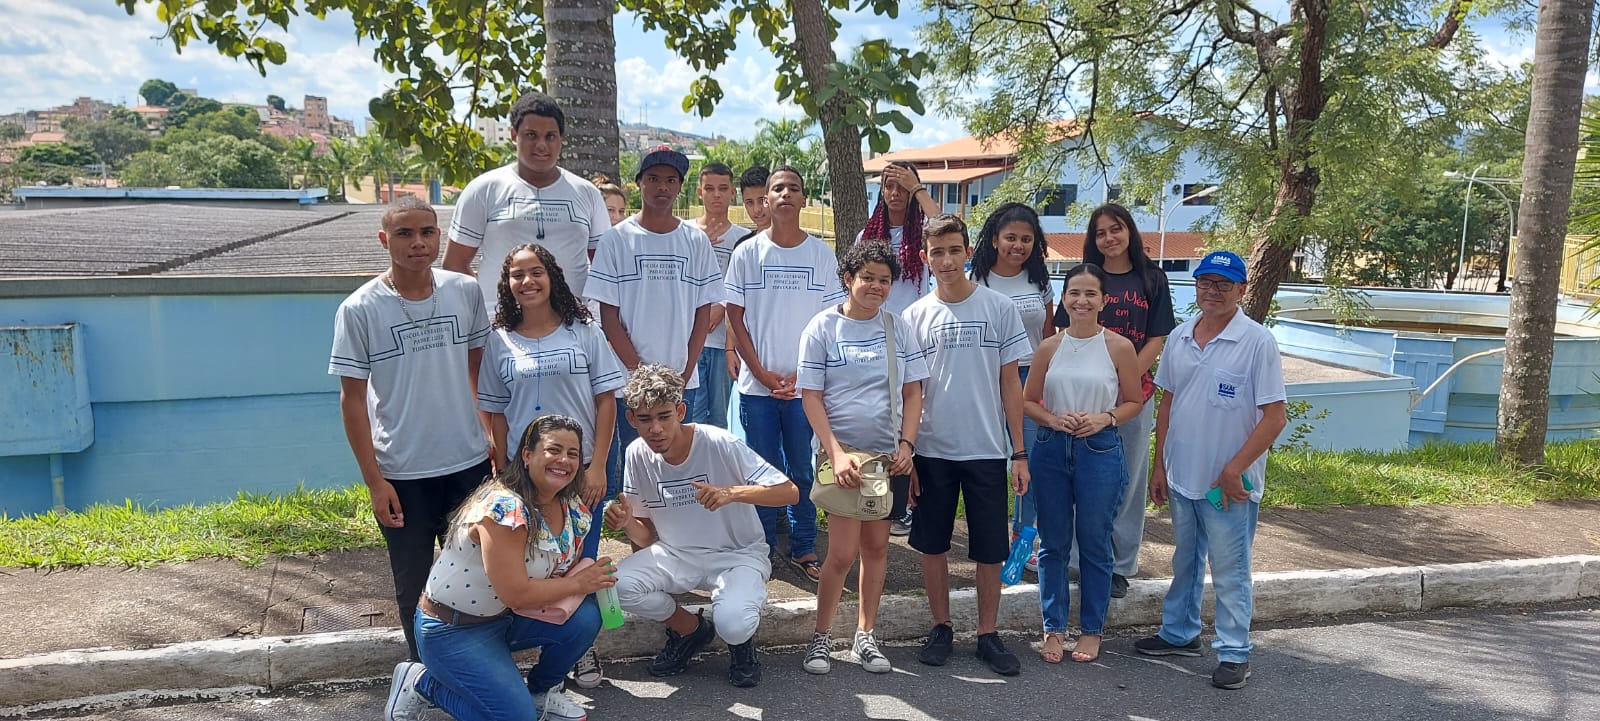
left=3, top=500, right=1596, bottom=659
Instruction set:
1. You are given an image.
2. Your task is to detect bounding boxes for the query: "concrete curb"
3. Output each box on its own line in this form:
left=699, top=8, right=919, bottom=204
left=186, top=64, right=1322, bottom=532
left=4, top=555, right=1596, bottom=712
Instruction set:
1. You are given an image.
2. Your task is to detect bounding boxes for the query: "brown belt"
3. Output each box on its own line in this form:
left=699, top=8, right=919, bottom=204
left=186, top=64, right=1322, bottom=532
left=419, top=595, right=508, bottom=625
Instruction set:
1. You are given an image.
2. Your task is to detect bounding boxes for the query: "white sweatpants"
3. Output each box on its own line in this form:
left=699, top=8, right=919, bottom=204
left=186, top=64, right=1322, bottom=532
left=615, top=543, right=771, bottom=645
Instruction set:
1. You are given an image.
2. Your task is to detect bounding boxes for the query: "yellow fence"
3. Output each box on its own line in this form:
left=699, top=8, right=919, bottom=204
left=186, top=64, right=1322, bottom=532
left=1563, top=235, right=1600, bottom=300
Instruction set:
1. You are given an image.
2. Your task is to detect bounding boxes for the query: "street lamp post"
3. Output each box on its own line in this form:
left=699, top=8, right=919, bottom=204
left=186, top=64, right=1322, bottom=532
left=1444, top=167, right=1515, bottom=292
left=1159, top=184, right=1220, bottom=266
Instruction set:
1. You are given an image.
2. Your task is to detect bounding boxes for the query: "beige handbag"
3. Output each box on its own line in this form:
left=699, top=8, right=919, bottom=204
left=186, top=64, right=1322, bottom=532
left=810, top=310, right=899, bottom=522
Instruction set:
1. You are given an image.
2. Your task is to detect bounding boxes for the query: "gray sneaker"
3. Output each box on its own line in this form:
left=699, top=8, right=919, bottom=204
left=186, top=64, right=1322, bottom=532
left=803, top=631, right=832, bottom=675
left=889, top=509, right=913, bottom=537
left=383, top=661, right=426, bottom=721
left=852, top=629, right=892, bottom=673
left=1212, top=661, right=1251, bottom=689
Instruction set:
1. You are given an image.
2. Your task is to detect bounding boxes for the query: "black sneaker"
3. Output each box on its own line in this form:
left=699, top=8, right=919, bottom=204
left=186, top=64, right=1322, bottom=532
left=1110, top=573, right=1130, bottom=599
left=889, top=508, right=913, bottom=537
left=1212, top=661, right=1251, bottom=689
left=648, top=611, right=716, bottom=677
left=975, top=632, right=1021, bottom=676
left=728, top=638, right=762, bottom=687
left=917, top=623, right=954, bottom=666
left=1133, top=634, right=1203, bottom=657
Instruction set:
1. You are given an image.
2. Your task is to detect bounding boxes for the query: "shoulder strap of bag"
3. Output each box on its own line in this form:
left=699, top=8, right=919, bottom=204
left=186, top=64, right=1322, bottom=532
left=882, top=311, right=900, bottom=436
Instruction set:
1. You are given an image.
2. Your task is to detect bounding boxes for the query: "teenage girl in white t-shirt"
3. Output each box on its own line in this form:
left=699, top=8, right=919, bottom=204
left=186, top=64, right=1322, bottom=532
left=1022, top=264, right=1144, bottom=666
left=382, top=416, right=615, bottom=721
left=970, top=202, right=1058, bottom=568
left=797, top=241, right=930, bottom=676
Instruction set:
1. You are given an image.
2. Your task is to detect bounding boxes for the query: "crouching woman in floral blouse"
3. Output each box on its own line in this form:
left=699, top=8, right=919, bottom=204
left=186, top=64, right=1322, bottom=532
left=383, top=415, right=615, bottom=721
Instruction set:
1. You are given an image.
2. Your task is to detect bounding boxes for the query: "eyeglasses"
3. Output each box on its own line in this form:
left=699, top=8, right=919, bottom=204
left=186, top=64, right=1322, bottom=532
left=1195, top=279, right=1237, bottom=292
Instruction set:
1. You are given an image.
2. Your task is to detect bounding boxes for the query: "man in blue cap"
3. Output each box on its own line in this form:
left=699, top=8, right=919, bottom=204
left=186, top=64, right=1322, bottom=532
left=1133, top=250, right=1287, bottom=690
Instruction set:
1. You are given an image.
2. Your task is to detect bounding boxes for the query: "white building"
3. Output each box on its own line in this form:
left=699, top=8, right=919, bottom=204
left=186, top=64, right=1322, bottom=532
left=473, top=117, right=512, bottom=146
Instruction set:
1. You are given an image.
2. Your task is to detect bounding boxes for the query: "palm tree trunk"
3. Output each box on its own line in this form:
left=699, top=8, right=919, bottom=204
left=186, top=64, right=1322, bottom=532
left=791, top=0, right=868, bottom=252
left=544, top=0, right=620, bottom=181
left=1496, top=0, right=1595, bottom=465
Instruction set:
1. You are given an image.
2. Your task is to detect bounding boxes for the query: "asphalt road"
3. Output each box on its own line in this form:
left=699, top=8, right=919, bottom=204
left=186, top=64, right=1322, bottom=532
left=36, top=604, right=1599, bottom=721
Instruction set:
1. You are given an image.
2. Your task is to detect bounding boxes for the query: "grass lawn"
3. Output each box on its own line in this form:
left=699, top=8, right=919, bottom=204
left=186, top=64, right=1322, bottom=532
left=2, top=440, right=1597, bottom=569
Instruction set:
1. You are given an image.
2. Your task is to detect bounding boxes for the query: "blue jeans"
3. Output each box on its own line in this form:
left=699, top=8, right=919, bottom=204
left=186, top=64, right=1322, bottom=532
left=740, top=393, right=817, bottom=559
left=1032, top=426, right=1127, bottom=635
left=691, top=346, right=732, bottom=428
left=607, top=389, right=702, bottom=496
left=414, top=599, right=601, bottom=721
left=1158, top=494, right=1259, bottom=663
left=1011, top=365, right=1039, bottom=534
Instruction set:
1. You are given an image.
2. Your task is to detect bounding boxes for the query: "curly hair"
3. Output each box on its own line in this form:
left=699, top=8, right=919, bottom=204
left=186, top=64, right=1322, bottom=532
left=623, top=363, right=685, bottom=411
left=971, top=202, right=1051, bottom=292
left=861, top=160, right=927, bottom=290
left=493, top=244, right=592, bottom=330
left=448, top=414, right=587, bottom=552
left=838, top=240, right=901, bottom=289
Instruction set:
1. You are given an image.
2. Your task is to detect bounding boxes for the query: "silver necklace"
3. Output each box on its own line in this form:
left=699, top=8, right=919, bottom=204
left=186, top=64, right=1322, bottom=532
left=1065, top=328, right=1101, bottom=353
left=385, top=271, right=436, bottom=330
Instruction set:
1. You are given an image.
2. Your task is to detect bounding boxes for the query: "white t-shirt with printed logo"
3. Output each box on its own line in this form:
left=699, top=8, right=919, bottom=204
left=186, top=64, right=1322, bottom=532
left=328, top=271, right=491, bottom=479
left=449, top=164, right=609, bottom=309
left=796, top=307, right=931, bottom=454
left=587, top=216, right=724, bottom=391
left=703, top=224, right=744, bottom=350
left=975, top=269, right=1056, bottom=367
left=476, top=323, right=627, bottom=464
left=623, top=424, right=789, bottom=554
left=1155, top=310, right=1287, bottom=503
left=724, top=232, right=847, bottom=396
left=902, top=285, right=1030, bottom=461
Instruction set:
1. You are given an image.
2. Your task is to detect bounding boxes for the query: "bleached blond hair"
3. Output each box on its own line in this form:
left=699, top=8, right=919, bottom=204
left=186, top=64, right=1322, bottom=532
left=623, top=363, right=685, bottom=410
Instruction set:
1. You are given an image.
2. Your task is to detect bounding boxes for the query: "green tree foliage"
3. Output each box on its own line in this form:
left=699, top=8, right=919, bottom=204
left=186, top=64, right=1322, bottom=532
left=15, top=143, right=98, bottom=185
left=1321, top=165, right=1501, bottom=290
left=266, top=94, right=286, bottom=112
left=163, top=96, right=225, bottom=129
left=120, top=150, right=185, bottom=187
left=139, top=78, right=179, bottom=107
left=161, top=136, right=286, bottom=188
left=187, top=106, right=263, bottom=139
left=62, top=117, right=152, bottom=167
left=923, top=0, right=1527, bottom=319
left=0, top=122, right=27, bottom=142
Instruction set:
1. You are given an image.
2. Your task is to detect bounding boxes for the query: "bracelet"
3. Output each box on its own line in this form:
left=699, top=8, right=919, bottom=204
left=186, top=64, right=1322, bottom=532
left=1106, top=412, right=1119, bottom=428
left=898, top=438, right=916, bottom=453
left=1010, top=450, right=1029, bottom=461
left=911, top=185, right=926, bottom=197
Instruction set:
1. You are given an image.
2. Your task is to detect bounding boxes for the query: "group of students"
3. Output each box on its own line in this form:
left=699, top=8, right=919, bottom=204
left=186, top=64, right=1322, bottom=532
left=332, top=92, right=1288, bottom=721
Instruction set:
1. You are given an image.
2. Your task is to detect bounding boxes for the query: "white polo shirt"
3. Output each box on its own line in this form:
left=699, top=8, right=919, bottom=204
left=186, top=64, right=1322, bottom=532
left=1154, top=308, right=1287, bottom=502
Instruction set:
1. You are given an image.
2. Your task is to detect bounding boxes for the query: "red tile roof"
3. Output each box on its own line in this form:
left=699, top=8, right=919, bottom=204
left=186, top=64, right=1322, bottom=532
left=1045, top=232, right=1208, bottom=261
left=863, top=121, right=1084, bottom=172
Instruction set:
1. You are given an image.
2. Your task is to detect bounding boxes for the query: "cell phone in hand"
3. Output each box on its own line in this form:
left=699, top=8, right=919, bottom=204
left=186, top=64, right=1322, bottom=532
left=1206, top=475, right=1254, bottom=511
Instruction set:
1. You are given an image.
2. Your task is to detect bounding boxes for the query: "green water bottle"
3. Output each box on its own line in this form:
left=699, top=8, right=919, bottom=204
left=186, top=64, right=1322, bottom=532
left=596, top=585, right=625, bottom=629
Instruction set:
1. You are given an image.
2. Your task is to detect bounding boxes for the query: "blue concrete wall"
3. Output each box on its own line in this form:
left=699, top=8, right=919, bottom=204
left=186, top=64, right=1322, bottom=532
left=0, top=277, right=364, bottom=517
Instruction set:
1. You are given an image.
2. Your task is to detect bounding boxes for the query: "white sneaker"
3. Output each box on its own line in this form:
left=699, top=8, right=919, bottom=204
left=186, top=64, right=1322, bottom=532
left=571, top=647, right=603, bottom=689
left=383, top=661, right=427, bottom=721
left=803, top=631, right=832, bottom=674
left=852, top=629, right=892, bottom=673
left=532, top=685, right=588, bottom=721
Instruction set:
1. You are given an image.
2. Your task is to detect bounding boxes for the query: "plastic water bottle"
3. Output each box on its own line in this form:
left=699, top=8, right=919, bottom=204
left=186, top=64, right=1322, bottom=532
left=1001, top=526, right=1037, bottom=586
left=596, top=585, right=625, bottom=630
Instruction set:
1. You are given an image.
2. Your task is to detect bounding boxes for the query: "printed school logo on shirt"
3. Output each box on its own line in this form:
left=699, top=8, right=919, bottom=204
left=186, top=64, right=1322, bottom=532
left=601, top=253, right=719, bottom=287
left=837, top=337, right=887, bottom=366
left=742, top=264, right=835, bottom=293
left=1217, top=379, right=1238, bottom=399
left=651, top=474, right=709, bottom=510
left=384, top=318, right=464, bottom=356
left=927, top=320, right=1005, bottom=354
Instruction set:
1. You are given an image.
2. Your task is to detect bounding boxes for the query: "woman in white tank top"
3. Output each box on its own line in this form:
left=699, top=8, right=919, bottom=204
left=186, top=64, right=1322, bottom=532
left=1022, top=264, right=1144, bottom=664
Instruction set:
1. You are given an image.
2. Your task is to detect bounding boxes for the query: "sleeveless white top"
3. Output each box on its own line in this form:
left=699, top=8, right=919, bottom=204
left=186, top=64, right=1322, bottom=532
left=1042, top=328, right=1119, bottom=415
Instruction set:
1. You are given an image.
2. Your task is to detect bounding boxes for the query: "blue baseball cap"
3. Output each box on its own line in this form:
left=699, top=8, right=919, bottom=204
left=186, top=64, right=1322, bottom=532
left=636, top=145, right=689, bottom=182
left=1193, top=250, right=1247, bottom=283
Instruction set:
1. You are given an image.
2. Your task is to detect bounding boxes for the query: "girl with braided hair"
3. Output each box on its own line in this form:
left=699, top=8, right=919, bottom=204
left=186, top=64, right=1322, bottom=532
left=858, top=160, right=943, bottom=315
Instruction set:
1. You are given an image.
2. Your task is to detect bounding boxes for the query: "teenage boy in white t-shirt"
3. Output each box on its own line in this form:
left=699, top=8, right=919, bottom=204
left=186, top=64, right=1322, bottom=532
left=724, top=166, right=846, bottom=584
left=605, top=364, right=799, bottom=688
left=329, top=196, right=493, bottom=662
left=588, top=146, right=722, bottom=496
left=445, top=92, right=610, bottom=310
left=690, top=162, right=743, bottom=429
left=901, top=213, right=1031, bottom=677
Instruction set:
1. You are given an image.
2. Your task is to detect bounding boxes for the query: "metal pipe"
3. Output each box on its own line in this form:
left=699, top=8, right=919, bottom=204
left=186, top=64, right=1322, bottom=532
left=1407, top=347, right=1506, bottom=412
left=50, top=453, right=66, bottom=513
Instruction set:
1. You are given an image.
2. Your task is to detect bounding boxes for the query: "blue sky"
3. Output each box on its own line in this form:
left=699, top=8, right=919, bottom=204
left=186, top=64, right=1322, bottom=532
left=1, top=0, right=1563, bottom=150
